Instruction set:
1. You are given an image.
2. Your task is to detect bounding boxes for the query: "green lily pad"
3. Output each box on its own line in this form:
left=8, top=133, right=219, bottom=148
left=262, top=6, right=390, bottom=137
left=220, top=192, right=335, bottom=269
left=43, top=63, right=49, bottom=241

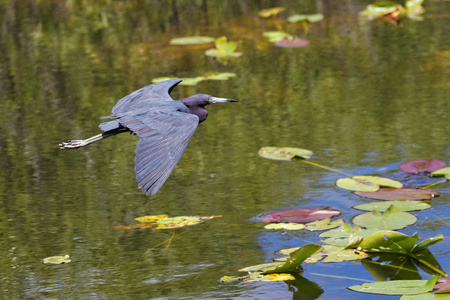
left=319, top=223, right=378, bottom=247
left=431, top=166, right=450, bottom=180
left=264, top=223, right=306, bottom=230
left=305, top=218, right=345, bottom=231
left=42, top=255, right=71, bottom=265
left=258, top=147, right=313, bottom=161
left=353, top=200, right=431, bottom=212
left=353, top=176, right=403, bottom=188
left=352, top=205, right=417, bottom=230
left=258, top=7, right=285, bottom=18
left=204, top=72, right=237, bottom=81
left=288, top=14, right=324, bottom=23
left=348, top=277, right=438, bottom=295
left=169, top=36, right=215, bottom=45
left=360, top=1, right=402, bottom=18
left=400, top=293, right=450, bottom=299
left=205, top=36, right=242, bottom=58
left=358, top=230, right=444, bottom=254
left=336, top=178, right=379, bottom=192
left=263, top=244, right=322, bottom=274
left=262, top=31, right=293, bottom=43
left=354, top=188, right=439, bottom=201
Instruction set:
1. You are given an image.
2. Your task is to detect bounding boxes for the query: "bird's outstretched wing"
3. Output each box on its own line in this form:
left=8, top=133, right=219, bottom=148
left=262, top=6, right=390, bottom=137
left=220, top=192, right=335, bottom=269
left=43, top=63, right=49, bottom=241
left=118, top=109, right=199, bottom=195
left=111, top=79, right=182, bottom=114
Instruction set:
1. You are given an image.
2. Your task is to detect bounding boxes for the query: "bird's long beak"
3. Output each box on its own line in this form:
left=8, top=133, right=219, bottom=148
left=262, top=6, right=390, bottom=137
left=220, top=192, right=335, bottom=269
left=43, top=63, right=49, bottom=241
left=208, top=96, right=238, bottom=104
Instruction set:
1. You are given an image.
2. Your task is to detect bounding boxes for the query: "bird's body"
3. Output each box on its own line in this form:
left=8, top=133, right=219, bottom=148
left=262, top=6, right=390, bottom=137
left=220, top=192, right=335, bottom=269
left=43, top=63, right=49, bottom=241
left=59, top=79, right=237, bottom=195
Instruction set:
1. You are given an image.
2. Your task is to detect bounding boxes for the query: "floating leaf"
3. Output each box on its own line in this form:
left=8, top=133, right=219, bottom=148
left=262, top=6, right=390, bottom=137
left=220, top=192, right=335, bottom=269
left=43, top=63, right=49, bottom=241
left=336, top=178, right=379, bottom=192
left=263, top=244, right=323, bottom=274
left=245, top=273, right=295, bottom=282
left=354, top=188, right=439, bottom=201
left=431, top=166, right=450, bottom=180
left=262, top=31, right=293, bottom=43
left=169, top=36, right=215, bottom=45
left=358, top=230, right=444, bottom=254
left=264, top=223, right=306, bottom=230
left=203, top=72, right=237, bottom=81
left=258, top=147, right=314, bottom=161
left=352, top=205, right=417, bottom=230
left=274, top=37, right=310, bottom=48
left=360, top=1, right=403, bottom=18
left=319, top=222, right=378, bottom=247
left=353, top=200, right=431, bottom=212
left=432, top=276, right=450, bottom=294
left=261, top=208, right=340, bottom=223
left=353, top=176, right=403, bottom=188
left=135, top=214, right=169, bottom=223
left=205, top=36, right=242, bottom=58
left=305, top=218, right=345, bottom=231
left=287, top=14, right=324, bottom=23
left=348, top=277, right=438, bottom=295
left=115, top=215, right=221, bottom=230
left=42, top=255, right=71, bottom=265
left=399, top=159, right=447, bottom=174
left=258, top=7, right=285, bottom=18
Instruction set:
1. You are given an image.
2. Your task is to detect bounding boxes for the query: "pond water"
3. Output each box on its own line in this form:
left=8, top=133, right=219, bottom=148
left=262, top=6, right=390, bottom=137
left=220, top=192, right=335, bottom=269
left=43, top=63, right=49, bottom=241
left=1, top=1, right=449, bottom=299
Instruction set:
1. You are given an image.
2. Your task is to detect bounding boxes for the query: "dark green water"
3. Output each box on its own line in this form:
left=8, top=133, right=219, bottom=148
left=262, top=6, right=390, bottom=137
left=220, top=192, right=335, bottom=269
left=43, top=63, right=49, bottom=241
left=1, top=1, right=449, bottom=299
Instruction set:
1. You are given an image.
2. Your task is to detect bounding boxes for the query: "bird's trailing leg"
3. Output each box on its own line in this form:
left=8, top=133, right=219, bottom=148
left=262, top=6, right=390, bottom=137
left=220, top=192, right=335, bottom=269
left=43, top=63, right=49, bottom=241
left=59, top=127, right=129, bottom=149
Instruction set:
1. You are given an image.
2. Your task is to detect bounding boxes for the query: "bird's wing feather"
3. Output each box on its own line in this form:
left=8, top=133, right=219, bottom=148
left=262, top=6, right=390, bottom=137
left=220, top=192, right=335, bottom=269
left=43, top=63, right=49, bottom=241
left=111, top=79, right=182, bottom=114
left=118, top=109, right=199, bottom=195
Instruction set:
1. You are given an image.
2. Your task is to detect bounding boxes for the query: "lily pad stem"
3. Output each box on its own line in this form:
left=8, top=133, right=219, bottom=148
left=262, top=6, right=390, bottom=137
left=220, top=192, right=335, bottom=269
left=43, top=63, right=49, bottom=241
left=298, top=160, right=353, bottom=177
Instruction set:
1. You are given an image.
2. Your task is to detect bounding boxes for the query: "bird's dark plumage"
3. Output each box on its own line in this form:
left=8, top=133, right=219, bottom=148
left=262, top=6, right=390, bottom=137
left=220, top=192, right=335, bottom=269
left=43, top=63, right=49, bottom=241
left=60, top=79, right=237, bottom=196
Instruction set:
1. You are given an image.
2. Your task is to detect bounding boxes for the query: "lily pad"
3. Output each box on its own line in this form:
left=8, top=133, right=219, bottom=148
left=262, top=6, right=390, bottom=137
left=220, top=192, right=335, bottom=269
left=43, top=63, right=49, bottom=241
left=353, top=176, right=403, bottom=188
left=258, top=147, right=313, bottom=161
left=42, top=255, right=71, bottom=265
left=305, top=218, right=345, bottom=231
left=262, top=208, right=340, bottom=223
left=399, top=159, right=447, bottom=174
left=263, top=244, right=323, bottom=274
left=354, top=188, right=439, bottom=201
left=274, top=37, right=310, bottom=48
left=431, top=166, right=450, bottom=180
left=348, top=277, right=438, bottom=295
left=258, top=7, right=285, bottom=18
left=205, top=36, right=242, bottom=58
left=169, top=36, right=215, bottom=45
left=353, top=200, right=431, bottom=212
left=264, top=223, right=306, bottom=230
left=319, top=222, right=378, bottom=247
left=432, top=276, right=450, bottom=294
left=203, top=72, right=237, bottom=81
left=358, top=230, right=444, bottom=254
left=351, top=205, right=417, bottom=230
left=288, top=14, right=324, bottom=23
left=262, top=31, right=293, bottom=43
left=336, top=178, right=379, bottom=192
left=115, top=215, right=222, bottom=230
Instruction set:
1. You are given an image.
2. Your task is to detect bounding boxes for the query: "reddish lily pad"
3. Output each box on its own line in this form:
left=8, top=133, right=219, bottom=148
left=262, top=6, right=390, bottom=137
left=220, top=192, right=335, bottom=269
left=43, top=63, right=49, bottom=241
left=399, top=159, right=447, bottom=174
left=432, top=276, right=450, bottom=294
left=274, top=37, right=310, bottom=48
left=354, top=188, right=439, bottom=201
left=262, top=208, right=340, bottom=223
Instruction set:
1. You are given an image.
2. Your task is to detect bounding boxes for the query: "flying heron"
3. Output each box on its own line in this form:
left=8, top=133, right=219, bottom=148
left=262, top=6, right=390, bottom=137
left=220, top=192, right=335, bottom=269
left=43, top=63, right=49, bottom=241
left=59, top=79, right=238, bottom=195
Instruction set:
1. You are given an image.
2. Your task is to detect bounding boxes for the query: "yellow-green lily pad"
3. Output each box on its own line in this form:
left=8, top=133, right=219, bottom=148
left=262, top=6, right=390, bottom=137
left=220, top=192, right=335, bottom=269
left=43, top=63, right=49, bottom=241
left=352, top=205, right=417, bottom=230
left=431, top=166, right=450, bottom=180
left=353, top=176, right=403, bottom=188
left=258, top=147, right=314, bottom=161
left=42, top=255, right=71, bottom=265
left=170, top=36, right=215, bottom=45
left=336, top=178, right=379, bottom=192
left=264, top=223, right=306, bottom=230
left=353, top=200, right=431, bottom=212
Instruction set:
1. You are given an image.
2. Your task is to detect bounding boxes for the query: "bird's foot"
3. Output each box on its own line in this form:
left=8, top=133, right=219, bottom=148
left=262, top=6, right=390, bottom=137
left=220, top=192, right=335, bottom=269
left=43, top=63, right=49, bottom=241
left=58, top=140, right=86, bottom=149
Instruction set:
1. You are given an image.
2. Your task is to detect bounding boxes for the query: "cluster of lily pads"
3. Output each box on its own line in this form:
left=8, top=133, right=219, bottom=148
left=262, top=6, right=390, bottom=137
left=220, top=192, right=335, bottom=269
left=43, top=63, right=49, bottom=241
left=221, top=147, right=450, bottom=297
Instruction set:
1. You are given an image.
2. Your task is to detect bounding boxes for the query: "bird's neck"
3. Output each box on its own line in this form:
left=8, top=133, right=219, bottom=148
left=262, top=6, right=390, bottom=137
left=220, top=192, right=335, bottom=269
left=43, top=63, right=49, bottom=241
left=188, top=106, right=208, bottom=123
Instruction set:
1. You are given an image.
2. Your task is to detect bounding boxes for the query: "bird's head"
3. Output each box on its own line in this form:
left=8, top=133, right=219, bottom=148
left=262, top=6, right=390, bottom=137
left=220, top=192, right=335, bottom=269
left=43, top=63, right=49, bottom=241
left=180, top=94, right=238, bottom=123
